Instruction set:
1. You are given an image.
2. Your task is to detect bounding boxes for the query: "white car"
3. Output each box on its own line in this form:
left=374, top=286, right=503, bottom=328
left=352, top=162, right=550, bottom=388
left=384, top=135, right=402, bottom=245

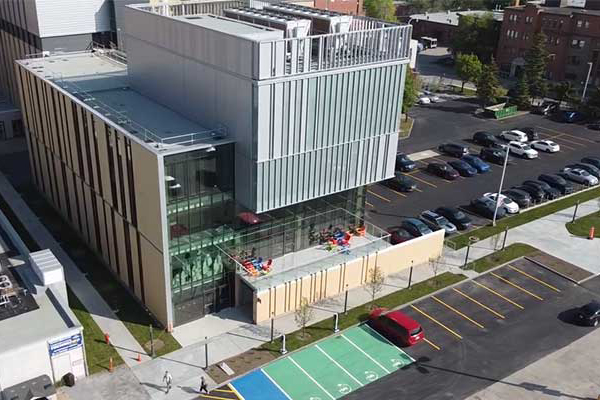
left=559, top=168, right=599, bottom=186
left=530, top=140, right=560, bottom=153
left=423, top=90, right=442, bottom=102
left=499, top=130, right=528, bottom=143
left=507, top=141, right=539, bottom=159
left=418, top=96, right=431, bottom=105
left=483, top=192, right=520, bottom=214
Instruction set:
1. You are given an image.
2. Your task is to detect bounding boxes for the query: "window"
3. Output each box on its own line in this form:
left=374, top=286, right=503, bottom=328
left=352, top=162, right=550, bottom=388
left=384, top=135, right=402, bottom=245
left=577, top=20, right=582, bottom=28
left=524, top=33, right=530, bottom=41
left=525, top=16, right=533, bottom=24
left=585, top=21, right=590, bottom=29
left=572, top=39, right=585, bottom=48
left=555, top=37, right=560, bottom=45
left=0, top=122, right=5, bottom=140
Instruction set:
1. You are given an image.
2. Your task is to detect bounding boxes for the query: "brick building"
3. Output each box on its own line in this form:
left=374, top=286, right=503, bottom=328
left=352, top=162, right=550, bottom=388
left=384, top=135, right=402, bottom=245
left=313, top=0, right=364, bottom=15
left=497, top=3, right=600, bottom=86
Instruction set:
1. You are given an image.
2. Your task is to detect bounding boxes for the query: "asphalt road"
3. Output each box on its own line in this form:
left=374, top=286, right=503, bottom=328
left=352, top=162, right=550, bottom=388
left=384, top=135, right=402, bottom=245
left=344, top=258, right=600, bottom=400
left=365, top=100, right=600, bottom=233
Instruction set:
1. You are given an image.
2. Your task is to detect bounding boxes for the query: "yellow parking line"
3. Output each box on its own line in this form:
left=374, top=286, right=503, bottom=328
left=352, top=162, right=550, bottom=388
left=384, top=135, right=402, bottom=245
left=507, top=265, right=561, bottom=293
left=452, top=288, right=505, bottom=319
left=490, top=272, right=544, bottom=300
left=367, top=189, right=390, bottom=202
left=366, top=201, right=374, bottom=208
left=431, top=296, right=485, bottom=329
left=536, top=126, right=595, bottom=143
left=228, top=384, right=243, bottom=400
left=560, top=131, right=596, bottom=144
left=387, top=188, right=407, bottom=198
left=423, top=337, right=441, bottom=350
left=403, top=172, right=437, bottom=188
left=410, top=305, right=463, bottom=339
left=213, top=389, right=235, bottom=393
left=471, top=280, right=524, bottom=309
left=547, top=136, right=576, bottom=150
left=551, top=135, right=585, bottom=146
left=414, top=187, right=423, bottom=193
left=200, top=395, right=233, bottom=400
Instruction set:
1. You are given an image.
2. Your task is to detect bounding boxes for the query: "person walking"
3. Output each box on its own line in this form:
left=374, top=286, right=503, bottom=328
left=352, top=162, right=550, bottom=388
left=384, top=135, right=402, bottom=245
left=199, top=375, right=209, bottom=394
left=163, top=370, right=173, bottom=394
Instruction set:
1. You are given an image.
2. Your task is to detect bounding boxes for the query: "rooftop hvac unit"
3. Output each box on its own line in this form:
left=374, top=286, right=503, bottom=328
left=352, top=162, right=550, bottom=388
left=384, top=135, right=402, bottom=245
left=264, top=4, right=353, bottom=35
left=224, top=7, right=311, bottom=38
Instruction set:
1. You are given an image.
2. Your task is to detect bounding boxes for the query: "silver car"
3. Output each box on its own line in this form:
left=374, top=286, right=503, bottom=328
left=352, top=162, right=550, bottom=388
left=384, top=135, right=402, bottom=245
left=559, top=167, right=599, bottom=186
left=419, top=210, right=457, bottom=235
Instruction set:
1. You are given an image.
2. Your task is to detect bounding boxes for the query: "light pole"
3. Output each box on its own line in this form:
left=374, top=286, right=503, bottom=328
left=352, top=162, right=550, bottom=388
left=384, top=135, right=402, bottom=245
left=492, top=148, right=510, bottom=226
left=582, top=62, right=593, bottom=102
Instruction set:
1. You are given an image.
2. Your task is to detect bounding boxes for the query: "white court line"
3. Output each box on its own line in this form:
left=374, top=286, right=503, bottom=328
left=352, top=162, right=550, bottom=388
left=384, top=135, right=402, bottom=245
left=362, top=324, right=416, bottom=362
left=315, top=344, right=363, bottom=387
left=288, top=356, right=335, bottom=400
left=340, top=334, right=391, bottom=374
left=259, top=369, right=292, bottom=400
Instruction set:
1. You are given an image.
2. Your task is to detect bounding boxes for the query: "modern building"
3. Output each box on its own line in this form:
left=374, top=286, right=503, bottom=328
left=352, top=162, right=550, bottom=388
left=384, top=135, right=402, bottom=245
left=409, top=10, right=504, bottom=46
left=497, top=2, right=600, bottom=84
left=15, top=1, right=442, bottom=330
left=0, top=209, right=86, bottom=392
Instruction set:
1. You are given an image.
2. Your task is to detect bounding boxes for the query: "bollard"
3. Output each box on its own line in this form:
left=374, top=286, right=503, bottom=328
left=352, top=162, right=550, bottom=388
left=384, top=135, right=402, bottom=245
left=572, top=201, right=580, bottom=223
left=408, top=265, right=414, bottom=289
left=590, top=226, right=595, bottom=240
left=343, top=290, right=349, bottom=315
left=501, top=227, right=508, bottom=250
left=270, top=318, right=274, bottom=343
left=280, top=334, right=288, bottom=355
left=109, top=357, right=113, bottom=373
left=333, top=313, right=339, bottom=333
left=205, top=336, right=209, bottom=369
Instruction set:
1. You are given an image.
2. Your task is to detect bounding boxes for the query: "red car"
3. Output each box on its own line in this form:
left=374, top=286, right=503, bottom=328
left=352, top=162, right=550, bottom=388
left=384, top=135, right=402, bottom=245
left=368, top=308, right=424, bottom=346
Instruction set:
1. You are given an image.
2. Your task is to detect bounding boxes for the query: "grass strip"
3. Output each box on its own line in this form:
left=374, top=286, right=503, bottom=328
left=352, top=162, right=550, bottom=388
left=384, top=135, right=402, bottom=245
left=465, top=243, right=538, bottom=273
left=448, top=186, right=600, bottom=249
left=67, top=287, right=124, bottom=374
left=259, top=272, right=466, bottom=355
left=566, top=210, right=600, bottom=238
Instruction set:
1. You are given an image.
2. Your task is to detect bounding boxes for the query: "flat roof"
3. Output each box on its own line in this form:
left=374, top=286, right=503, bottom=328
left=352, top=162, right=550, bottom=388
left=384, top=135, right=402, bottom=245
left=410, top=10, right=503, bottom=26
left=507, top=4, right=600, bottom=16
left=173, top=14, right=282, bottom=40
left=17, top=51, right=231, bottom=154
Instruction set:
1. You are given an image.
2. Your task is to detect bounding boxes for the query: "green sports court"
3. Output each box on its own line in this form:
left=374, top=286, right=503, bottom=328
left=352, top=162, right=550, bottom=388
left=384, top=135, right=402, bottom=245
left=229, top=324, right=414, bottom=400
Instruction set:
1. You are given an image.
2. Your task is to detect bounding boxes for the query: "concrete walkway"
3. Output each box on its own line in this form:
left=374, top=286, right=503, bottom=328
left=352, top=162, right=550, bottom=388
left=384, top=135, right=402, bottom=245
left=0, top=172, right=150, bottom=367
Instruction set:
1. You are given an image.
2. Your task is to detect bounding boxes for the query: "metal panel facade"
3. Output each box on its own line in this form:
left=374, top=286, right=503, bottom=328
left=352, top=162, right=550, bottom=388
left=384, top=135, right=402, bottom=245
left=34, top=0, right=111, bottom=38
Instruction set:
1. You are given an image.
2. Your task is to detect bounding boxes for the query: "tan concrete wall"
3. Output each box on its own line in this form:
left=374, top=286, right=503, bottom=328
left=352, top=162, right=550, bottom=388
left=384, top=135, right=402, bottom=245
left=254, top=230, right=444, bottom=323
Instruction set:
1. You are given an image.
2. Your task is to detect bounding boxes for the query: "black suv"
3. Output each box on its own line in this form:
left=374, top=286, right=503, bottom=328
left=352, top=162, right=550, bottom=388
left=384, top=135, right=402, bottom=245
left=480, top=148, right=509, bottom=165
left=472, top=131, right=499, bottom=147
left=434, top=206, right=472, bottom=230
left=518, top=127, right=539, bottom=141
left=523, top=180, right=561, bottom=200
left=438, top=143, right=469, bottom=157
left=395, top=153, right=416, bottom=172
left=577, top=301, right=600, bottom=326
left=538, top=174, right=575, bottom=195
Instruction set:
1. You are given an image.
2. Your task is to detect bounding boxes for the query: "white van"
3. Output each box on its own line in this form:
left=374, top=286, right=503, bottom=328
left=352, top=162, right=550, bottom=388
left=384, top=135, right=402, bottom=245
left=499, top=130, right=528, bottom=143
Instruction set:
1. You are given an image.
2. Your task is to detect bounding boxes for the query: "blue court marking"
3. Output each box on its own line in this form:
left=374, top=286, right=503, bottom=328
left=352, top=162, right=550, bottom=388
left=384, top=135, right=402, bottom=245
left=231, top=369, right=289, bottom=400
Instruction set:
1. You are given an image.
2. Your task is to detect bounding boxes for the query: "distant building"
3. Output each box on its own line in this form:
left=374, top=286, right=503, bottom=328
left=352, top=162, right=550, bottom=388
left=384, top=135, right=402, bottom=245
left=497, top=3, right=600, bottom=85
left=409, top=10, right=504, bottom=46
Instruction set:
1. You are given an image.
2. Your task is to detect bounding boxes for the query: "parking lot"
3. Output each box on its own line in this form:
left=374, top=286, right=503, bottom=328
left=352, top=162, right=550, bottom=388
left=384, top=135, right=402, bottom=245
left=365, top=99, right=600, bottom=233
left=344, top=257, right=600, bottom=400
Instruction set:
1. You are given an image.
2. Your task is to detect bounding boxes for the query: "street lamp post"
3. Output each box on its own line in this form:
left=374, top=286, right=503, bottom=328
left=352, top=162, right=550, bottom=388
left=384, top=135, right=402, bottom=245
left=492, top=147, right=510, bottom=226
left=582, top=62, right=593, bottom=102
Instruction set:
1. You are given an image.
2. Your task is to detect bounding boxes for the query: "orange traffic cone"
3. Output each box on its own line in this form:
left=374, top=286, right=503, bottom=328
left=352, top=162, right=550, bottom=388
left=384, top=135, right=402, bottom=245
left=137, top=353, right=142, bottom=362
left=589, top=226, right=595, bottom=240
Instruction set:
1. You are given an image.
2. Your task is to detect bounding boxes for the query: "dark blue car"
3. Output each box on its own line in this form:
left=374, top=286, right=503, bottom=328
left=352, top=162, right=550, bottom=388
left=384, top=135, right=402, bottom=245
left=461, top=155, right=490, bottom=173
left=560, top=111, right=585, bottom=123
left=448, top=160, right=477, bottom=177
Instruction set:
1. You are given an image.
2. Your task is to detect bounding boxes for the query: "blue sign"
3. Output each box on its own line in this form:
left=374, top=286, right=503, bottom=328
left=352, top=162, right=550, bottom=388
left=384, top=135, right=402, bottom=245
left=48, top=333, right=82, bottom=357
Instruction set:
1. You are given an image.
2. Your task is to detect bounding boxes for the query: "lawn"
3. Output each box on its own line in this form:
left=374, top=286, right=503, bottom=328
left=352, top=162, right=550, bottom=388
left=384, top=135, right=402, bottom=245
left=16, top=185, right=181, bottom=357
left=67, top=288, right=124, bottom=374
left=259, top=272, right=466, bottom=355
left=566, top=210, right=600, bottom=238
left=465, top=243, right=538, bottom=273
left=448, top=186, right=600, bottom=249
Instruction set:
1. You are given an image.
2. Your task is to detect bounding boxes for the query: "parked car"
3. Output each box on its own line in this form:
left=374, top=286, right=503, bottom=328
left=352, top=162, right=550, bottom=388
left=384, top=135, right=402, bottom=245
left=507, top=141, right=538, bottom=159
left=383, top=174, right=418, bottom=192
left=438, top=143, right=469, bottom=157
left=502, top=189, right=532, bottom=208
left=418, top=96, right=431, bottom=105
left=461, top=155, right=490, bottom=173
left=523, top=180, right=561, bottom=200
left=588, top=122, right=600, bottom=131
left=499, top=130, right=528, bottom=143
left=576, top=301, right=600, bottom=327
left=538, top=174, right=575, bottom=194
left=470, top=197, right=507, bottom=219
left=480, top=148, right=510, bottom=165
left=530, top=139, right=560, bottom=153
left=395, top=153, right=417, bottom=172
left=559, top=167, right=599, bottom=186
left=483, top=192, right=520, bottom=214
left=566, top=163, right=600, bottom=178
left=513, top=185, right=546, bottom=203
left=448, top=160, right=477, bottom=177
left=558, top=110, right=585, bottom=123
left=400, top=218, right=433, bottom=237
left=423, top=90, right=441, bottom=102
left=389, top=229, right=414, bottom=245
left=369, top=308, right=424, bottom=346
left=434, top=206, right=472, bottom=230
left=426, top=162, right=460, bottom=180
left=419, top=210, right=457, bottom=234
left=472, top=131, right=499, bottom=147
left=532, top=101, right=558, bottom=115
left=518, top=127, right=539, bottom=141
left=581, top=157, right=600, bottom=169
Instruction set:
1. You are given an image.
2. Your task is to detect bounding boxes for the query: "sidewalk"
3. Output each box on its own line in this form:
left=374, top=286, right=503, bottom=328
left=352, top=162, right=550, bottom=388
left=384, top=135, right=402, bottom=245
left=0, top=172, right=150, bottom=367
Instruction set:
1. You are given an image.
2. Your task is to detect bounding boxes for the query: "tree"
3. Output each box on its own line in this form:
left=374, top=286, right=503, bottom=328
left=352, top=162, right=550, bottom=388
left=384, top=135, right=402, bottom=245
left=586, top=86, right=600, bottom=118
left=364, top=265, right=385, bottom=307
left=477, top=58, right=502, bottom=107
left=429, top=256, right=442, bottom=286
left=294, top=297, right=314, bottom=339
left=553, top=81, right=574, bottom=107
left=512, top=72, right=531, bottom=110
left=364, top=0, right=396, bottom=22
left=402, top=68, right=419, bottom=119
left=452, top=13, right=500, bottom=63
left=524, top=32, right=549, bottom=101
left=455, top=53, right=482, bottom=92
